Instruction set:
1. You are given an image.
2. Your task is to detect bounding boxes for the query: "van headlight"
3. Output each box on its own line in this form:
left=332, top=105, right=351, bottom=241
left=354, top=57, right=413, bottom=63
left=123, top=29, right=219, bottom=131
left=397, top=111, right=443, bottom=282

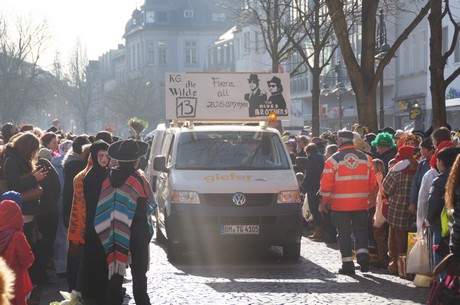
left=277, top=190, right=301, bottom=204
left=172, top=191, right=200, bottom=204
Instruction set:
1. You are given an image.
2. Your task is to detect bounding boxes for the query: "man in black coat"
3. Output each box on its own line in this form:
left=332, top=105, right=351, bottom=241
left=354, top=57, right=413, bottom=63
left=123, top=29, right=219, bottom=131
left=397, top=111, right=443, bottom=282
left=244, top=74, right=267, bottom=117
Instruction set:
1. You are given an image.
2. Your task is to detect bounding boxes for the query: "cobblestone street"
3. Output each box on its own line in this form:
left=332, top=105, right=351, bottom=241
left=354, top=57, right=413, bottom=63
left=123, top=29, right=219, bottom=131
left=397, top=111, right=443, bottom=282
left=122, top=234, right=431, bottom=305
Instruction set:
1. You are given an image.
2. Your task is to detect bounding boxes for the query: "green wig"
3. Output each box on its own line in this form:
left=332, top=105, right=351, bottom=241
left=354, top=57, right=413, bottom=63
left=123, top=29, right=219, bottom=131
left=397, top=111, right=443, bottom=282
left=371, top=132, right=396, bottom=147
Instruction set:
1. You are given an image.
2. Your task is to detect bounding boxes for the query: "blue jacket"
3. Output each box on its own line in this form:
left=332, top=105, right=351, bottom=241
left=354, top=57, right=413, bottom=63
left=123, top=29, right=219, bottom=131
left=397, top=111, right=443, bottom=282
left=409, top=158, right=431, bottom=205
left=427, top=168, right=451, bottom=232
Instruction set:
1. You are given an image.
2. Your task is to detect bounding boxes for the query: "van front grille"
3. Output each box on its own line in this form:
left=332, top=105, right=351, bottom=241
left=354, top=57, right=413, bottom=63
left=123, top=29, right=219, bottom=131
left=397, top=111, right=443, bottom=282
left=201, top=193, right=275, bottom=206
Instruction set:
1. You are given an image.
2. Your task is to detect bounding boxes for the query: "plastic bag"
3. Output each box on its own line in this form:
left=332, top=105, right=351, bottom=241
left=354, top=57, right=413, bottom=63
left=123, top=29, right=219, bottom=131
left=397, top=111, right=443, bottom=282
left=50, top=290, right=86, bottom=305
left=406, top=233, right=431, bottom=274
left=302, top=195, right=313, bottom=223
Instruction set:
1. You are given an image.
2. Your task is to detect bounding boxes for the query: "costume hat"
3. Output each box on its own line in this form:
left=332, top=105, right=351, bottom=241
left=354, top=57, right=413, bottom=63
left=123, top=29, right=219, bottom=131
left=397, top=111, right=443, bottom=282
left=354, top=138, right=371, bottom=153
left=371, top=132, right=396, bottom=147
left=108, top=139, right=149, bottom=162
left=395, top=145, right=417, bottom=161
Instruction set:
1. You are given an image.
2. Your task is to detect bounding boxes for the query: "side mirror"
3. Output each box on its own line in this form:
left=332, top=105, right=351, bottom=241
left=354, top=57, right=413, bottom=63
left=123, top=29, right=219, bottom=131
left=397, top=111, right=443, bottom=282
left=153, top=155, right=169, bottom=173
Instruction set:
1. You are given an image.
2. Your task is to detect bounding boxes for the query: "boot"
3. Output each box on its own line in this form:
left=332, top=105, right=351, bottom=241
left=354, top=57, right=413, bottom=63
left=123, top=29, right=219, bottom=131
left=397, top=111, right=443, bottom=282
left=308, top=226, right=325, bottom=241
left=338, top=262, right=355, bottom=275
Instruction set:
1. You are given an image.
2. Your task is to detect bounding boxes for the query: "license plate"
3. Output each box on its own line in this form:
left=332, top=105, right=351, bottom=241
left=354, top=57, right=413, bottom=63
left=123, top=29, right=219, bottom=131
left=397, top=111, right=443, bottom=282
left=220, top=225, right=260, bottom=235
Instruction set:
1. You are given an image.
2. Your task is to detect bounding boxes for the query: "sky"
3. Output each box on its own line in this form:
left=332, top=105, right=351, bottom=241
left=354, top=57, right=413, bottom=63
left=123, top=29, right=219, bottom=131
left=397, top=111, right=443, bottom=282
left=2, top=0, right=140, bottom=70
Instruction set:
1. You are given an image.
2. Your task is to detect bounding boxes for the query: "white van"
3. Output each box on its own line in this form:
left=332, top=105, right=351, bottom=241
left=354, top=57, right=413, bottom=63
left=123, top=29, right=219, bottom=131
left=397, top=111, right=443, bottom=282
left=150, top=122, right=303, bottom=261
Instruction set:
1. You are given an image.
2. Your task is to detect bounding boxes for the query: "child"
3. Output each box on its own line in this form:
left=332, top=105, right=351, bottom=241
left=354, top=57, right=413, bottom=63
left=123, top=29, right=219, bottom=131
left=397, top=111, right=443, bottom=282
left=0, top=199, right=34, bottom=305
left=371, top=159, right=390, bottom=268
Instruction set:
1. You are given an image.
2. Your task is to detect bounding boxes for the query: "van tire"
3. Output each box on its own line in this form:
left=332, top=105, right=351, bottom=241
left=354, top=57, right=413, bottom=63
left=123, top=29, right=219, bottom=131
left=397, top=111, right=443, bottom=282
left=167, top=241, right=183, bottom=262
left=283, top=242, right=301, bottom=260
left=155, top=209, right=167, bottom=244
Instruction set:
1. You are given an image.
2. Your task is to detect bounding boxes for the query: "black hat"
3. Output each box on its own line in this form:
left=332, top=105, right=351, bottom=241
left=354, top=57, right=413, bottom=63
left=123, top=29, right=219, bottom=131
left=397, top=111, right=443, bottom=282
left=108, top=139, right=149, bottom=162
left=267, top=76, right=282, bottom=86
left=247, top=74, right=260, bottom=83
left=337, top=130, right=354, bottom=140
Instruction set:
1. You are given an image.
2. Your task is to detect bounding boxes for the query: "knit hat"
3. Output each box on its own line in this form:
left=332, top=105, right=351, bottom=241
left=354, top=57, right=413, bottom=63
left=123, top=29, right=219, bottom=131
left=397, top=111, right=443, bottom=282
left=371, top=132, right=396, bottom=147
left=0, top=191, right=22, bottom=208
left=395, top=145, right=417, bottom=161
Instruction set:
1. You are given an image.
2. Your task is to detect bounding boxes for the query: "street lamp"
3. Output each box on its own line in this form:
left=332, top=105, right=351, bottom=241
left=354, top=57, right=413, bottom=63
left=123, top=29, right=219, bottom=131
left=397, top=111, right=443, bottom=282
left=375, top=9, right=390, bottom=129
left=321, top=61, right=349, bottom=130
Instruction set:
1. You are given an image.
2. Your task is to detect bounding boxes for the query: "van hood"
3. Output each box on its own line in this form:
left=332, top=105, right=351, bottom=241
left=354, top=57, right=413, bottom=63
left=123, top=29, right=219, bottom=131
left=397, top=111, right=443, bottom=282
left=171, top=170, right=297, bottom=193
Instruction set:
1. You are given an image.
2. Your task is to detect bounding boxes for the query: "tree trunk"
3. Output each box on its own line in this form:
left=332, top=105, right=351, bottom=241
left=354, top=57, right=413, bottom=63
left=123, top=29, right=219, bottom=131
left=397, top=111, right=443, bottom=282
left=311, top=68, right=321, bottom=136
left=429, top=0, right=447, bottom=129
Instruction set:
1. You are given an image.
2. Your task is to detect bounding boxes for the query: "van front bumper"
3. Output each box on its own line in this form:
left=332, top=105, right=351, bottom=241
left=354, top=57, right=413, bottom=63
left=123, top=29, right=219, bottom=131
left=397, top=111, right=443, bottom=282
left=166, top=203, right=303, bottom=248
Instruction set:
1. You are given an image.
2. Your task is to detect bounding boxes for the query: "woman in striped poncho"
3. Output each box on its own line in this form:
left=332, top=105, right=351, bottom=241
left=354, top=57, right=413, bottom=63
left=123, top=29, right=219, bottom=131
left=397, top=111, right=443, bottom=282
left=94, top=139, right=156, bottom=305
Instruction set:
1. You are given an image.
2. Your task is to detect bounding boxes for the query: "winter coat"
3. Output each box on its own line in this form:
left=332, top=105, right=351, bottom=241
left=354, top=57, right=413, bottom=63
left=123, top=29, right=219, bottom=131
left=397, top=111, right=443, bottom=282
left=1, top=145, right=40, bottom=215
left=0, top=200, right=34, bottom=305
left=427, top=168, right=451, bottom=232
left=320, top=143, right=376, bottom=211
left=62, top=153, right=87, bottom=228
left=301, top=153, right=324, bottom=193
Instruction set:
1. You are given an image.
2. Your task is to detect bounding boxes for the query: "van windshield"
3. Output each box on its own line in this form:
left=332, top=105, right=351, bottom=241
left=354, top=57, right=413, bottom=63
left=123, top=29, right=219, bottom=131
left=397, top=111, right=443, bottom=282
left=175, top=131, right=290, bottom=170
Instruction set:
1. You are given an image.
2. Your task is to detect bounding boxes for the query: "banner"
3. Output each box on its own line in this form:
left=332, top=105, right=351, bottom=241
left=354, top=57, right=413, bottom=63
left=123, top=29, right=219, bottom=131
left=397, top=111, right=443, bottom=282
left=165, top=73, right=291, bottom=121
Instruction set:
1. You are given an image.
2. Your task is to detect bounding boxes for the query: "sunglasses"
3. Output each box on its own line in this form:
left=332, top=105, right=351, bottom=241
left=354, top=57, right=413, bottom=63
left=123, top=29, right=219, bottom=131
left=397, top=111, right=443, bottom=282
left=268, top=84, right=277, bottom=88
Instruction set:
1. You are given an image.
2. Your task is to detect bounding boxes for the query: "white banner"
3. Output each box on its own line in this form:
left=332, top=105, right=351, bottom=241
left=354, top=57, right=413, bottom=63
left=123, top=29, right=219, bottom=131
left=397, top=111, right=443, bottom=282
left=165, top=72, right=291, bottom=121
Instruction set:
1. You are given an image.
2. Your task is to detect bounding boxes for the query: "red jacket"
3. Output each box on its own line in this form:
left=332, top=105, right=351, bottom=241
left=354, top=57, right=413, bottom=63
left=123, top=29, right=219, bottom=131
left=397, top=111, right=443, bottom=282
left=320, top=144, right=376, bottom=211
left=0, top=200, right=34, bottom=305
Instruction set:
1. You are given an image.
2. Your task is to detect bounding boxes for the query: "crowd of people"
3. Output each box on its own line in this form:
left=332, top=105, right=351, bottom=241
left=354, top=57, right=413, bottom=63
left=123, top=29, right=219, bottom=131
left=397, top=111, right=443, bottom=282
left=0, top=121, right=156, bottom=305
left=287, top=124, right=460, bottom=289
left=0, top=118, right=460, bottom=304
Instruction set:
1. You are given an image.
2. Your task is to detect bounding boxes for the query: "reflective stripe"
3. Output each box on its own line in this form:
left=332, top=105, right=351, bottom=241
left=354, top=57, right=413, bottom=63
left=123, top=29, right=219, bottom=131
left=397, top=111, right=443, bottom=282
left=356, top=248, right=369, bottom=255
left=335, top=175, right=371, bottom=181
left=323, top=169, right=334, bottom=174
left=328, top=158, right=338, bottom=166
left=320, top=192, right=331, bottom=197
left=330, top=193, right=369, bottom=199
left=342, top=256, right=354, bottom=262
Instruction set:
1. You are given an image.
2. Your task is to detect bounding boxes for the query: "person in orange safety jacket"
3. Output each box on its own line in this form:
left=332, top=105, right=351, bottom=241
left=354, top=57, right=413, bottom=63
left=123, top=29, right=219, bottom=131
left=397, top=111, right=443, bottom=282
left=320, top=130, right=376, bottom=275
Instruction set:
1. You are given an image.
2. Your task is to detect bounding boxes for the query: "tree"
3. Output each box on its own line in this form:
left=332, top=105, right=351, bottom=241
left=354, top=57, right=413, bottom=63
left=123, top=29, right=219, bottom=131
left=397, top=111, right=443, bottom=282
left=324, top=0, right=430, bottom=132
left=428, top=0, right=460, bottom=129
left=242, top=0, right=295, bottom=73
left=0, top=14, right=50, bottom=123
left=54, top=41, right=96, bottom=133
left=284, top=0, right=341, bottom=136
left=103, top=71, right=157, bottom=127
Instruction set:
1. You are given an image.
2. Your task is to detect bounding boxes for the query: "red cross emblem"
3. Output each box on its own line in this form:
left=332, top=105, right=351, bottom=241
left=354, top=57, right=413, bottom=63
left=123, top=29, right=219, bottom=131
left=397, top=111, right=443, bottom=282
left=344, top=153, right=359, bottom=169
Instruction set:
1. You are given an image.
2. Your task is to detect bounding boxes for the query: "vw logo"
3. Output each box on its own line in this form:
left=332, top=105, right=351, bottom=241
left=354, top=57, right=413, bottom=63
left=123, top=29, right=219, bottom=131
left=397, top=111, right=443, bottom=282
left=232, top=192, right=246, bottom=206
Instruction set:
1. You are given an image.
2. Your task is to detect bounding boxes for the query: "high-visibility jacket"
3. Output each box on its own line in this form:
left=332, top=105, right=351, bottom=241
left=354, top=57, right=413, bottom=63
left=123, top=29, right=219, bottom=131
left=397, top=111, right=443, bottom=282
left=320, top=144, right=376, bottom=211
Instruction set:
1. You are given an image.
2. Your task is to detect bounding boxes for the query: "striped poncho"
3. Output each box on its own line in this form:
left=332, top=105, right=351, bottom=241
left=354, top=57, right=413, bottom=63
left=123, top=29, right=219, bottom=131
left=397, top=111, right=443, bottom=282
left=94, top=170, right=156, bottom=279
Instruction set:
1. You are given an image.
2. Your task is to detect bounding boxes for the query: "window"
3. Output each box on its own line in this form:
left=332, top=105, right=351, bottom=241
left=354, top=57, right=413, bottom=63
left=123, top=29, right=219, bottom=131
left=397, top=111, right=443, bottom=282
left=159, top=41, right=167, bottom=65
left=212, top=12, right=226, bottom=21
left=244, top=32, right=250, bottom=55
left=175, top=132, right=290, bottom=170
left=455, top=25, right=460, bottom=63
left=185, top=41, right=198, bottom=65
left=442, top=26, right=449, bottom=55
left=421, top=29, right=427, bottom=71
left=147, top=40, right=155, bottom=65
left=184, top=10, right=194, bottom=18
left=157, top=11, right=168, bottom=22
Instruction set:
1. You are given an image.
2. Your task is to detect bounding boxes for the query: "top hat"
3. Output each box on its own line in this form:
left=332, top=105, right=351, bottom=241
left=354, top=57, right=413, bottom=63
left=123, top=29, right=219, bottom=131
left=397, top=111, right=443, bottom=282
left=247, top=74, right=260, bottom=83
left=108, top=139, right=149, bottom=162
